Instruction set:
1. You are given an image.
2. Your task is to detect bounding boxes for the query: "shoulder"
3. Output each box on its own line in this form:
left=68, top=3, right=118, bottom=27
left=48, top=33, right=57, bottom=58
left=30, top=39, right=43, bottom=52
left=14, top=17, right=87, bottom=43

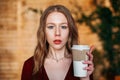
left=23, top=56, right=34, bottom=70
left=21, top=56, right=34, bottom=80
left=24, top=56, right=34, bottom=65
left=22, top=56, right=34, bottom=70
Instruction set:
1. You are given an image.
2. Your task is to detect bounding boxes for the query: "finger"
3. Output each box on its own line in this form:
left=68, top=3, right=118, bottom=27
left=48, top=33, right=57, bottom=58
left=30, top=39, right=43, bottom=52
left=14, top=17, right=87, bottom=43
left=83, top=61, right=94, bottom=65
left=85, top=65, right=94, bottom=71
left=87, top=45, right=95, bottom=61
left=86, top=52, right=93, bottom=61
left=89, top=45, right=95, bottom=54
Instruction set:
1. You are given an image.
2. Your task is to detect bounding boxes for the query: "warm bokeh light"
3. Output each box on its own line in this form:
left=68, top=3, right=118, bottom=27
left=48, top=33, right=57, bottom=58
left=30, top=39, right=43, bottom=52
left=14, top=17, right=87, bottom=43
left=0, top=0, right=120, bottom=80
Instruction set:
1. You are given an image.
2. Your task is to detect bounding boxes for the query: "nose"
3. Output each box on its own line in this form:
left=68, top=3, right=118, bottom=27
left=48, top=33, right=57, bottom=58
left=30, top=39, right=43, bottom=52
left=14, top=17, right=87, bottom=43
left=55, top=27, right=61, bottom=36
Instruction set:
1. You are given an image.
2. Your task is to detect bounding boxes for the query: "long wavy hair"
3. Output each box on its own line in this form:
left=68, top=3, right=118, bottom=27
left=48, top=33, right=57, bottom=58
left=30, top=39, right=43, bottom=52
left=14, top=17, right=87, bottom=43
left=33, top=4, right=78, bottom=75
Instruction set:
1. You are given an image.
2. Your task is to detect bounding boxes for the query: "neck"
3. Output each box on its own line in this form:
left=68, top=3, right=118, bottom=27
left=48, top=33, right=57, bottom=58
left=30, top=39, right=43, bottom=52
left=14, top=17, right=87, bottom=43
left=48, top=46, right=67, bottom=62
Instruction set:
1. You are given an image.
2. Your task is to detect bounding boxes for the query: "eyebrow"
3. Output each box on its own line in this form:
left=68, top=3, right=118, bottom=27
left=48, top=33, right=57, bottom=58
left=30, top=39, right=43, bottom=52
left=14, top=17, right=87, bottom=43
left=46, top=22, right=68, bottom=25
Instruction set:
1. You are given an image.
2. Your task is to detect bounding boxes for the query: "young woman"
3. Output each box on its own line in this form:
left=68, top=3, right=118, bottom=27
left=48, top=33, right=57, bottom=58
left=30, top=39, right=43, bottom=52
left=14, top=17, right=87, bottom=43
left=21, top=5, right=94, bottom=80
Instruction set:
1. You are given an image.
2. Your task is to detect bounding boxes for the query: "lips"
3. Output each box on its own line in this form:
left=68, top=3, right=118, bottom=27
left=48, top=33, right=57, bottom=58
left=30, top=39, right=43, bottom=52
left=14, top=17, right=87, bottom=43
left=53, top=40, right=62, bottom=44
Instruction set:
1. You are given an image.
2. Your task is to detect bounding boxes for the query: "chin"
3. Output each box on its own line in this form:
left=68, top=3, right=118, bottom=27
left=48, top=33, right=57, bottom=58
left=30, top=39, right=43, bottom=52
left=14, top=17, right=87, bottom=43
left=53, top=45, right=65, bottom=50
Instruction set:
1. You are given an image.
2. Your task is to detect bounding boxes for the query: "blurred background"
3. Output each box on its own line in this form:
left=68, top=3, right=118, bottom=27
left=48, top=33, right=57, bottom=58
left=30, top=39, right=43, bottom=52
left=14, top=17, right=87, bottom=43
left=0, top=0, right=120, bottom=80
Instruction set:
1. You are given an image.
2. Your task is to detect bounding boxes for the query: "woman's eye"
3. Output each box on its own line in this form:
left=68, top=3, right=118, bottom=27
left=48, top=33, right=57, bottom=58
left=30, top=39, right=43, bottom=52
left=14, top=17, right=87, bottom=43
left=61, top=26, right=67, bottom=29
left=47, top=26, right=54, bottom=29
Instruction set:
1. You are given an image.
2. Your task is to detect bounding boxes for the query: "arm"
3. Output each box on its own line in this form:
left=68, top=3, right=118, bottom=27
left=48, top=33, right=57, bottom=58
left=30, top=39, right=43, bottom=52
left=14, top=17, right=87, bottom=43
left=80, top=46, right=95, bottom=80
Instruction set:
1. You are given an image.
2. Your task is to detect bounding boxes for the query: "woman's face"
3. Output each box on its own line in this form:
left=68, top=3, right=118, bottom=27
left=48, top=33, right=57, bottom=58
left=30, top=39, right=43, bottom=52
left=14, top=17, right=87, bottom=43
left=45, top=12, right=69, bottom=50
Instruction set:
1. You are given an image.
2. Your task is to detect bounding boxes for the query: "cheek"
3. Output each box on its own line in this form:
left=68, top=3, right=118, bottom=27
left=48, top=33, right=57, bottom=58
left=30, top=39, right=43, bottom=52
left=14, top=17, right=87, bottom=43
left=45, top=29, right=53, bottom=37
left=45, top=32, right=53, bottom=42
left=62, top=31, right=69, bottom=40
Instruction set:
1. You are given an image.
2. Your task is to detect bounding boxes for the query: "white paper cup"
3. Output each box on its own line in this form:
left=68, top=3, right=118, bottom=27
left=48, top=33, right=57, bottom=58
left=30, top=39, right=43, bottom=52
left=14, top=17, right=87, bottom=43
left=72, top=45, right=90, bottom=77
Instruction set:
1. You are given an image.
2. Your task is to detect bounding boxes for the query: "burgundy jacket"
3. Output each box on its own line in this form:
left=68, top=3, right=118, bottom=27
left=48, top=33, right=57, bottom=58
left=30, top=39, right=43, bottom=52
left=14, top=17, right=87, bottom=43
left=21, top=57, right=93, bottom=80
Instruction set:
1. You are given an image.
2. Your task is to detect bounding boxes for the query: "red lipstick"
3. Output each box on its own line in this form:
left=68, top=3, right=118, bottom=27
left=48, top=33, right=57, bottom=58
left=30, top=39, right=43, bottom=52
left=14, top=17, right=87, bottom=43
left=53, top=40, right=62, bottom=44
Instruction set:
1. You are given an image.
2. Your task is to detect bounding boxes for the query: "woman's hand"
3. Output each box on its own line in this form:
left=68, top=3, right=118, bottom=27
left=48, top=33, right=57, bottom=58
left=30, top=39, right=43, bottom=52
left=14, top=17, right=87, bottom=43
left=80, top=45, right=95, bottom=80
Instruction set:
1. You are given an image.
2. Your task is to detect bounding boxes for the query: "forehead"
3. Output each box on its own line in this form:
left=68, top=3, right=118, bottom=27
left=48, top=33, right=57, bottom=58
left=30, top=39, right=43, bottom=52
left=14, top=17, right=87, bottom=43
left=46, top=12, right=68, bottom=23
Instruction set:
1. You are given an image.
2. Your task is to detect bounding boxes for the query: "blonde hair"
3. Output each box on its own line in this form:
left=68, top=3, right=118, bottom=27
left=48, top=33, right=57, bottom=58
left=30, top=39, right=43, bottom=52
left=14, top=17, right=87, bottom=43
left=33, top=4, right=78, bottom=75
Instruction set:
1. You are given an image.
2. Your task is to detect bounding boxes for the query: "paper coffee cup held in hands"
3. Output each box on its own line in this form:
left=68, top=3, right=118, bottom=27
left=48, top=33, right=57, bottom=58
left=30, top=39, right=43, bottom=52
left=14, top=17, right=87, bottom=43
left=72, top=49, right=89, bottom=61
left=72, top=45, right=90, bottom=77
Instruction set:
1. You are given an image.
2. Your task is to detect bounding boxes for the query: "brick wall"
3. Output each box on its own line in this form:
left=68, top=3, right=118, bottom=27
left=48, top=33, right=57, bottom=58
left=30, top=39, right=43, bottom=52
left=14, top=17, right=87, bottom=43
left=0, top=0, right=39, bottom=79
left=0, top=0, right=19, bottom=80
left=0, top=0, right=103, bottom=80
